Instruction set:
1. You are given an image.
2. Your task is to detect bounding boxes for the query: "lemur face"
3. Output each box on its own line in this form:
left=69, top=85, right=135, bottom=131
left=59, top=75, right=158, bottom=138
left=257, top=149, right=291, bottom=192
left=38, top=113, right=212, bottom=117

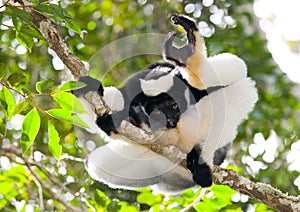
left=145, top=93, right=180, bottom=130
left=129, top=92, right=181, bottom=132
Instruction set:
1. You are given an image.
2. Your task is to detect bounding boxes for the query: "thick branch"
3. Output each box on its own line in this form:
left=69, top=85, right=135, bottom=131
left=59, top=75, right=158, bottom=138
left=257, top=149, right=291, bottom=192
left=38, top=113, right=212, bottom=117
left=23, top=5, right=87, bottom=78
left=213, top=167, right=300, bottom=211
left=19, top=3, right=300, bottom=211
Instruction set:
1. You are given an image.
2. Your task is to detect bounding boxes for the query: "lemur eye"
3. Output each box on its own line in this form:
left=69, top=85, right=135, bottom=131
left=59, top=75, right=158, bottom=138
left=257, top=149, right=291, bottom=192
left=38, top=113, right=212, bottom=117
left=172, top=104, right=178, bottom=110
left=154, top=110, right=161, bottom=115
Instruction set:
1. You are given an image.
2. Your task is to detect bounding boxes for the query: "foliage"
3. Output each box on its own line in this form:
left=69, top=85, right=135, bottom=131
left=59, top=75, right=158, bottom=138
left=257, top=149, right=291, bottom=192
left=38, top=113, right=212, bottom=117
left=0, top=0, right=299, bottom=211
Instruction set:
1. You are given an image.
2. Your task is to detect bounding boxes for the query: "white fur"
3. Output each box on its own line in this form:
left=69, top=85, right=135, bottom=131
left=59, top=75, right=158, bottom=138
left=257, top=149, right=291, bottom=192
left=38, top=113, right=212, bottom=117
left=178, top=54, right=258, bottom=166
left=103, top=86, right=124, bottom=111
left=85, top=52, right=258, bottom=194
left=140, top=74, right=174, bottom=96
left=86, top=139, right=194, bottom=193
left=200, top=53, right=247, bottom=88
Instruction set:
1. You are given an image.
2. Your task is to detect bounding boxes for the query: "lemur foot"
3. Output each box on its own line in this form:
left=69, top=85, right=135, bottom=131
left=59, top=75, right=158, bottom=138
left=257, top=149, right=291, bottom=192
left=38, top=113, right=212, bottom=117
left=187, top=145, right=213, bottom=187
left=170, top=14, right=198, bottom=45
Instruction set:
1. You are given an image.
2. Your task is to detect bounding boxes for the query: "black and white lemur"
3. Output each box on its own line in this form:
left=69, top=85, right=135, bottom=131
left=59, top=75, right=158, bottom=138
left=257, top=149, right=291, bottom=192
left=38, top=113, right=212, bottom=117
left=74, top=15, right=258, bottom=193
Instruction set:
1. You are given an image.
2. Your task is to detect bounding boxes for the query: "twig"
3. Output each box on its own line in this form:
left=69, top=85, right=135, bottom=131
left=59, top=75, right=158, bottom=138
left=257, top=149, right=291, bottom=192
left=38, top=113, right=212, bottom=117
left=25, top=161, right=82, bottom=212
left=181, top=188, right=208, bottom=212
left=1, top=144, right=85, bottom=212
left=0, top=0, right=10, bottom=9
left=25, top=165, right=45, bottom=211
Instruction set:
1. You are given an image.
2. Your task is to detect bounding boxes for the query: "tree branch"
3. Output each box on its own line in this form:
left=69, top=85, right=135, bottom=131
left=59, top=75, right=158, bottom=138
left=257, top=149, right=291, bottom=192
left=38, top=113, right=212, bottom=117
left=213, top=166, right=300, bottom=211
left=22, top=3, right=87, bottom=78
left=0, top=144, right=85, bottom=212
left=19, top=3, right=300, bottom=211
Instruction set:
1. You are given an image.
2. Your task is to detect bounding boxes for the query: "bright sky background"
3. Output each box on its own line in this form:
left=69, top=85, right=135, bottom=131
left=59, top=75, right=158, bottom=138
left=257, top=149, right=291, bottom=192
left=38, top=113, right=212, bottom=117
left=253, top=0, right=300, bottom=84
left=253, top=0, right=300, bottom=190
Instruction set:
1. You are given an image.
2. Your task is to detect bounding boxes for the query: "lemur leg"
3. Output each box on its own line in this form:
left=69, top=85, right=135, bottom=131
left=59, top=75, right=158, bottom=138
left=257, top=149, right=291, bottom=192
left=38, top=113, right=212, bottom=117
left=163, top=15, right=199, bottom=66
left=186, top=143, right=230, bottom=187
left=186, top=144, right=212, bottom=187
left=213, top=143, right=231, bottom=166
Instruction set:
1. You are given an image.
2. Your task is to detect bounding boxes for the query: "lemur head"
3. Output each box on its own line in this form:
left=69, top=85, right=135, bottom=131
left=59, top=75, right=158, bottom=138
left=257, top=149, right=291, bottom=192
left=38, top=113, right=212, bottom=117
left=129, top=64, right=191, bottom=133
left=145, top=93, right=180, bottom=131
left=129, top=91, right=181, bottom=132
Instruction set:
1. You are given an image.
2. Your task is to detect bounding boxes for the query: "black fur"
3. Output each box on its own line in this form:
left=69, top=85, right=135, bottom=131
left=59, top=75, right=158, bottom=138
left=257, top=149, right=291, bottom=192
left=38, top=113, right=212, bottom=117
left=186, top=143, right=230, bottom=187
left=163, top=15, right=199, bottom=66
left=96, top=112, right=117, bottom=135
left=187, top=145, right=212, bottom=187
left=73, top=76, right=104, bottom=97
left=213, top=143, right=231, bottom=166
left=128, top=92, right=180, bottom=131
left=129, top=104, right=150, bottom=128
left=145, top=93, right=180, bottom=130
left=171, top=15, right=198, bottom=44
left=163, top=32, right=192, bottom=67
left=147, top=62, right=175, bottom=70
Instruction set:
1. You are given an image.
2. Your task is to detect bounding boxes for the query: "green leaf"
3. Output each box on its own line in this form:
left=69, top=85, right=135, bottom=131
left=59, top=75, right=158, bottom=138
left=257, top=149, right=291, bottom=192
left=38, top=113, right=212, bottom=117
left=48, top=120, right=62, bottom=161
left=0, top=66, right=7, bottom=79
left=212, top=184, right=236, bottom=198
left=12, top=100, right=31, bottom=116
left=34, top=4, right=54, bottom=14
left=65, top=18, right=82, bottom=36
left=51, top=4, right=66, bottom=21
left=137, top=192, right=161, bottom=206
left=3, top=87, right=16, bottom=119
left=12, top=14, right=22, bottom=31
left=16, top=31, right=34, bottom=51
left=0, top=117, right=6, bottom=136
left=36, top=79, right=54, bottom=93
left=119, top=204, right=139, bottom=212
left=20, top=108, right=41, bottom=154
left=0, top=182, right=14, bottom=195
left=20, top=26, right=45, bottom=41
left=46, top=109, right=88, bottom=128
left=96, top=189, right=110, bottom=207
left=7, top=73, right=26, bottom=87
left=52, top=91, right=87, bottom=114
left=34, top=4, right=67, bottom=21
left=11, top=7, right=32, bottom=23
left=59, top=81, right=86, bottom=92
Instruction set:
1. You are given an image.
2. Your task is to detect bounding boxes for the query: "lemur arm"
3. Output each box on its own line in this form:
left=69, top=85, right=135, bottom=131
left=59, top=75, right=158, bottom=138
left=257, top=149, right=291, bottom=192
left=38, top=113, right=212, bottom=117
left=74, top=76, right=122, bottom=135
left=163, top=31, right=194, bottom=66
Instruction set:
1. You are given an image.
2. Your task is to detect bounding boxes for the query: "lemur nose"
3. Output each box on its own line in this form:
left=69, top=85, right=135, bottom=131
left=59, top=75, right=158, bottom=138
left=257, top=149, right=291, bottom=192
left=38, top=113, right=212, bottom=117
left=167, top=119, right=177, bottom=128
